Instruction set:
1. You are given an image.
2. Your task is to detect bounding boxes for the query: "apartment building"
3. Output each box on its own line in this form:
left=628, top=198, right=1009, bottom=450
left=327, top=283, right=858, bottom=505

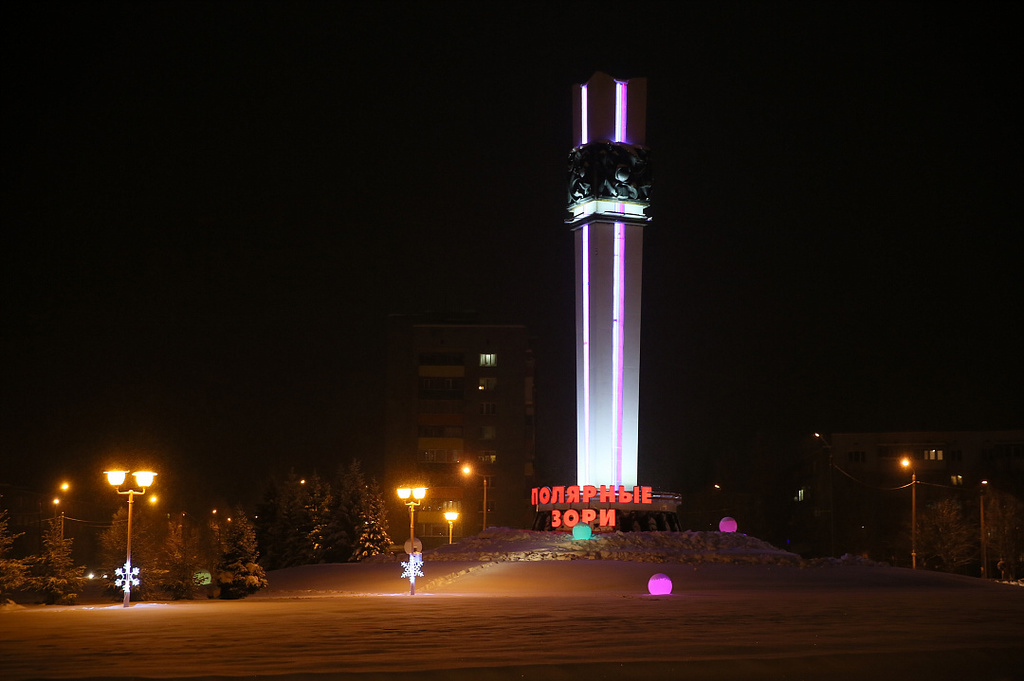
left=383, top=314, right=536, bottom=548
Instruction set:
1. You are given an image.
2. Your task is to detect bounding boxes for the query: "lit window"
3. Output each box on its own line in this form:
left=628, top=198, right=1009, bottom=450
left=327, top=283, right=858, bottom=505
left=480, top=402, right=497, bottom=415
left=478, top=451, right=497, bottom=464
left=924, top=449, right=944, bottom=461
left=478, top=377, right=497, bottom=391
left=950, top=475, right=963, bottom=486
left=794, top=488, right=805, bottom=502
left=479, top=353, right=497, bottom=367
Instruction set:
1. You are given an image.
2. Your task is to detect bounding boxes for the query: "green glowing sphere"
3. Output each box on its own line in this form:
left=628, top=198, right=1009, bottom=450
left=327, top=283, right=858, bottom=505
left=572, top=523, right=593, bottom=540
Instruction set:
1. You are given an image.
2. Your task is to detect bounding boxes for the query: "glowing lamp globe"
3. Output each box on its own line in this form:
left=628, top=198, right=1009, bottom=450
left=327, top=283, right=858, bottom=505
left=133, top=471, right=156, bottom=488
left=106, top=471, right=128, bottom=487
left=572, top=523, right=592, bottom=540
left=397, top=488, right=412, bottom=500
left=719, top=516, right=738, bottom=533
left=648, top=573, right=672, bottom=595
left=412, top=487, right=427, bottom=500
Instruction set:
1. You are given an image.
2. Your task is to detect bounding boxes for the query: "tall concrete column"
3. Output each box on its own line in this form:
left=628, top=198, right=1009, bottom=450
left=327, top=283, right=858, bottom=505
left=567, top=72, right=651, bottom=489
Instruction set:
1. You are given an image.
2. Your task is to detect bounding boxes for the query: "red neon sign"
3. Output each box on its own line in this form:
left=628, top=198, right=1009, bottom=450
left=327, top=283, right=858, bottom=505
left=531, top=485, right=654, bottom=528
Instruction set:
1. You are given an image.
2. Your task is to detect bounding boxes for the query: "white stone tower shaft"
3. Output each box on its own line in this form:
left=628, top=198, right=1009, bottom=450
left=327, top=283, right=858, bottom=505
left=567, top=72, right=651, bottom=489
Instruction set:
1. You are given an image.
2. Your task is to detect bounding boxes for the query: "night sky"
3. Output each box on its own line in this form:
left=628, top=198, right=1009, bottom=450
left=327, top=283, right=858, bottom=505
left=3, top=2, right=1021, bottom=510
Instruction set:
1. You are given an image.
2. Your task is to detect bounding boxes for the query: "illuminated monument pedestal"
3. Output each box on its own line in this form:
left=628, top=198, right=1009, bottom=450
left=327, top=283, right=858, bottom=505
left=532, top=73, right=681, bottom=533
left=531, top=487, right=683, bottom=533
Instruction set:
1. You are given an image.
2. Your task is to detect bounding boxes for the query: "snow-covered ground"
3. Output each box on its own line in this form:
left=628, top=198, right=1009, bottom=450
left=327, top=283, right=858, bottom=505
left=2, top=529, right=1022, bottom=680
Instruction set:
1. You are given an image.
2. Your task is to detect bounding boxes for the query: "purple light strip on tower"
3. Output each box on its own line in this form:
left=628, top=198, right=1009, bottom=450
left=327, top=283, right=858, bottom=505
left=581, top=223, right=592, bottom=483
left=580, top=84, right=589, bottom=146
left=612, top=222, right=626, bottom=485
left=615, top=81, right=627, bottom=143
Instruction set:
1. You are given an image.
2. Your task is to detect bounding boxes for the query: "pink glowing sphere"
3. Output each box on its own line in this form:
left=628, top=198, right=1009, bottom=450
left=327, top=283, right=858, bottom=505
left=719, top=516, right=738, bottom=533
left=647, top=573, right=672, bottom=595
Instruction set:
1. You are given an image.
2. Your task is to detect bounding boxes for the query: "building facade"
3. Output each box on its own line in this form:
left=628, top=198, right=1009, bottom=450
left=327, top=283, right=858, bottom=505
left=813, top=430, right=1024, bottom=568
left=383, top=315, right=536, bottom=548
left=829, top=430, right=1024, bottom=487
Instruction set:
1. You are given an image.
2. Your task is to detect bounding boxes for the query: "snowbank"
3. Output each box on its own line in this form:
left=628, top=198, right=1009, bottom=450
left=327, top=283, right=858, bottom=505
left=4, top=529, right=1024, bottom=681
left=373, top=527, right=803, bottom=565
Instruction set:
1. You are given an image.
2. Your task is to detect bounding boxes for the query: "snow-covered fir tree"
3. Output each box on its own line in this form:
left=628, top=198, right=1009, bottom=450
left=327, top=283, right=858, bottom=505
left=256, top=462, right=381, bottom=568
left=352, top=478, right=391, bottom=561
left=215, top=508, right=268, bottom=599
left=254, top=461, right=384, bottom=568
left=306, top=472, right=346, bottom=563
left=159, top=516, right=204, bottom=599
left=29, top=518, right=85, bottom=605
left=0, top=509, right=29, bottom=600
left=331, top=459, right=367, bottom=562
left=256, top=472, right=316, bottom=569
left=99, top=503, right=166, bottom=601
left=253, top=477, right=284, bottom=569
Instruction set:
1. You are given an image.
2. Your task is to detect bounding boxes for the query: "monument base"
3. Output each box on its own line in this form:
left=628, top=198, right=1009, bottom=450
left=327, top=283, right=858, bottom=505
left=531, top=490, right=682, bottom=533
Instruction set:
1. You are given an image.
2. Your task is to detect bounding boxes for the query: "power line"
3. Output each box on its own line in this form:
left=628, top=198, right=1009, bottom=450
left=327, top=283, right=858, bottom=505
left=832, top=463, right=913, bottom=491
left=833, top=463, right=974, bottom=493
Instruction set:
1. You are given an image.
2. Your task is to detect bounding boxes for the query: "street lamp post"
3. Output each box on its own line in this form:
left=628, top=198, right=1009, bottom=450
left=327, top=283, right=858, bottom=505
left=900, top=458, right=917, bottom=570
left=396, top=487, right=426, bottom=595
left=814, top=433, right=835, bottom=557
left=980, top=480, right=988, bottom=579
left=106, top=470, right=156, bottom=607
left=57, top=482, right=69, bottom=539
left=444, top=511, right=459, bottom=544
left=461, top=465, right=488, bottom=533
left=396, top=487, right=426, bottom=547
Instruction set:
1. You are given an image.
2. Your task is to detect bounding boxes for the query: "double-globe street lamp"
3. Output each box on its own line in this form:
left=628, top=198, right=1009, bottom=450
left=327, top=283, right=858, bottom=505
left=397, top=487, right=426, bottom=595
left=396, top=487, right=426, bottom=551
left=105, top=470, right=157, bottom=607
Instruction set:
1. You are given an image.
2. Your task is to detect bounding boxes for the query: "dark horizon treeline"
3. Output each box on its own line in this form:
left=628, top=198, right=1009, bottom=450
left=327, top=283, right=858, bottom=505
left=0, top=460, right=392, bottom=604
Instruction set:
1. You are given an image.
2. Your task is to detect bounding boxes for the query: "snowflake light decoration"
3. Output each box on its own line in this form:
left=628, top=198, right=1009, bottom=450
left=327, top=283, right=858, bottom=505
left=400, top=553, right=424, bottom=595
left=115, top=561, right=140, bottom=593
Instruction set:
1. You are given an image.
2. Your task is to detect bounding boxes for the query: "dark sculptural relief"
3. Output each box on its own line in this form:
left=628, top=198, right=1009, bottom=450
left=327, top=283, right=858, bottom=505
left=567, top=142, right=652, bottom=209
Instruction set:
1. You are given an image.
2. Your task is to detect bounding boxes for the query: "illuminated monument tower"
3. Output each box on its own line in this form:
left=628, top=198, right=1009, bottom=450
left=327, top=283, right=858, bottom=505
left=567, top=72, right=652, bottom=489
left=530, top=72, right=677, bottom=532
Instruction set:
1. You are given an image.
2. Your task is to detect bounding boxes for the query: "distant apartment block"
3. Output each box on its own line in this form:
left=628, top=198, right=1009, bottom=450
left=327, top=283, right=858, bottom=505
left=384, top=315, right=536, bottom=547
left=830, top=430, right=1024, bottom=487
